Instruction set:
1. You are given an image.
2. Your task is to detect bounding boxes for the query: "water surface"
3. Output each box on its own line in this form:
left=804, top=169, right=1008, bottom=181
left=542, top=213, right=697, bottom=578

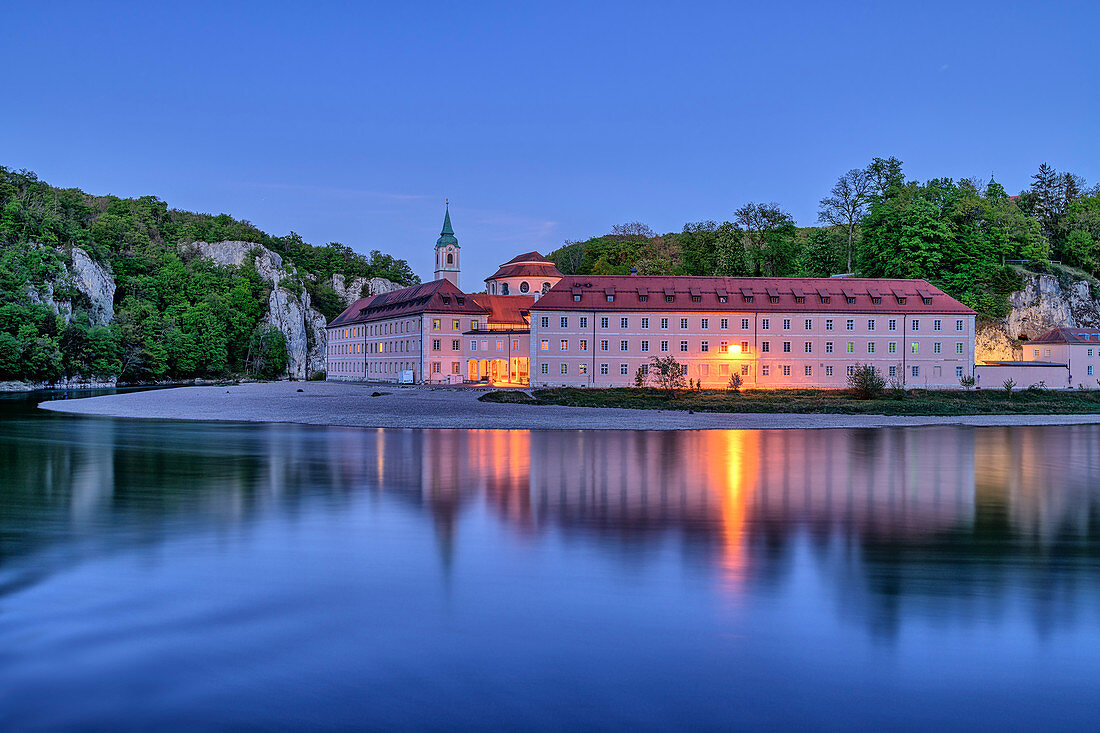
left=2, top=392, right=1100, bottom=730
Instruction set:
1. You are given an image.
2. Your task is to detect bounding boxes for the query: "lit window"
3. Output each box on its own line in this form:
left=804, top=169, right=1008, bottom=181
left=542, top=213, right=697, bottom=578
left=912, top=342, right=919, bottom=354
left=846, top=342, right=854, bottom=354
left=720, top=341, right=728, bottom=353
left=580, top=339, right=588, bottom=351
left=847, top=365, right=855, bottom=377
left=561, top=363, right=568, bottom=374
left=601, top=340, right=609, bottom=351
left=579, top=363, right=588, bottom=375
left=741, top=341, right=748, bottom=352
left=541, top=340, right=549, bottom=351
left=826, top=365, right=833, bottom=376
left=432, top=319, right=441, bottom=330
left=432, top=362, right=441, bottom=373
left=560, top=340, right=568, bottom=351
left=497, top=340, right=504, bottom=351
left=805, top=365, right=812, bottom=376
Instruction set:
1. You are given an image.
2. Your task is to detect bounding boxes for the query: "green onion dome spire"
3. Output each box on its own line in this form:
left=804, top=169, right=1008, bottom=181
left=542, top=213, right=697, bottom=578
left=436, top=200, right=459, bottom=248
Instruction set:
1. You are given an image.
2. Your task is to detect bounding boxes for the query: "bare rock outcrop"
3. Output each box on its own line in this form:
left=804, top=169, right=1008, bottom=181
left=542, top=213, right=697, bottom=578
left=331, top=273, right=404, bottom=308
left=182, top=241, right=285, bottom=286
left=26, top=245, right=115, bottom=326
left=977, top=271, right=1100, bottom=362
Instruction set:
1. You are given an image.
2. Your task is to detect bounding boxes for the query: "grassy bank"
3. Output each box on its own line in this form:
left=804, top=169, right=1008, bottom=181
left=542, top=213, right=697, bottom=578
left=480, top=387, right=1100, bottom=416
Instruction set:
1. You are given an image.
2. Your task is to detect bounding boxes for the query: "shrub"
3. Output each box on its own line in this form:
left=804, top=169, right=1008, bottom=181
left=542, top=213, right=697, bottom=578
left=633, top=366, right=648, bottom=388
left=310, top=370, right=327, bottom=381
left=1002, top=378, right=1016, bottom=395
left=847, top=363, right=887, bottom=399
left=959, top=374, right=976, bottom=390
left=648, top=355, right=686, bottom=398
left=727, top=371, right=743, bottom=392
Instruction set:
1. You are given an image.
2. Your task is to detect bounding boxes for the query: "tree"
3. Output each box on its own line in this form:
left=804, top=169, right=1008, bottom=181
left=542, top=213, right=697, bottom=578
left=648, top=355, right=685, bottom=398
left=633, top=365, right=648, bottom=388
left=247, top=326, right=289, bottom=379
left=847, top=363, right=886, bottom=399
left=819, top=168, right=872, bottom=273
left=735, top=202, right=799, bottom=276
left=611, top=222, right=655, bottom=239
left=727, top=371, right=743, bottom=392
left=865, top=156, right=905, bottom=199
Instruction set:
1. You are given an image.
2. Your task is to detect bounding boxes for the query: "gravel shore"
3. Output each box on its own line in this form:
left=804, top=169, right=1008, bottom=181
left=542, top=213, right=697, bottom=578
left=37, top=381, right=1100, bottom=430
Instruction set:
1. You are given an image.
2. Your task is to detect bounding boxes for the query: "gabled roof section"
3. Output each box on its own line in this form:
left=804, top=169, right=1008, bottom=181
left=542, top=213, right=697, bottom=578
left=327, top=279, right=485, bottom=327
left=1029, top=328, right=1100, bottom=345
left=470, top=294, right=535, bottom=326
left=531, top=276, right=976, bottom=315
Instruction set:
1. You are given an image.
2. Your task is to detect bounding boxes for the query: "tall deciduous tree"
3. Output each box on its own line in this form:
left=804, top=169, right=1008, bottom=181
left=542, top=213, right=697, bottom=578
left=818, top=168, right=872, bottom=273
left=735, top=202, right=798, bottom=277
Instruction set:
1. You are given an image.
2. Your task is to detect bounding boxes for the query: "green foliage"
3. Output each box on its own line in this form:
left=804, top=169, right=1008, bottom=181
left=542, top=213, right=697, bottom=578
left=0, top=165, right=417, bottom=384
left=648, top=354, right=686, bottom=397
left=847, top=363, right=887, bottom=399
left=247, top=326, right=289, bottom=379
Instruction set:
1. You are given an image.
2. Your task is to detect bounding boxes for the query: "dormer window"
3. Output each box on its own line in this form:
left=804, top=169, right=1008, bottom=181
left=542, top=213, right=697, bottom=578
left=665, top=295, right=675, bottom=303
left=691, top=295, right=701, bottom=303
left=718, top=296, right=727, bottom=303
left=794, top=297, right=805, bottom=304
left=606, top=294, right=615, bottom=302
left=441, top=297, right=450, bottom=304
left=638, top=295, right=648, bottom=302
left=897, top=297, right=907, bottom=305
left=744, top=296, right=753, bottom=303
left=456, top=297, right=464, bottom=305
left=770, top=297, right=779, bottom=304
left=922, top=298, right=932, bottom=305
left=846, top=297, right=856, bottom=304
left=820, top=296, right=830, bottom=304
left=470, top=320, right=479, bottom=331
left=871, top=297, right=881, bottom=304
left=573, top=294, right=581, bottom=302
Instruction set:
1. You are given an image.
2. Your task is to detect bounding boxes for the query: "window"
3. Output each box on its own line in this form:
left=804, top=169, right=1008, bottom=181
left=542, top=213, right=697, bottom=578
left=620, top=340, right=628, bottom=351
left=432, top=362, right=441, bottom=373
left=638, top=295, right=648, bottom=303
left=1045, top=348, right=1051, bottom=357
left=821, top=296, right=831, bottom=305
left=825, top=365, right=833, bottom=376
left=470, top=340, right=478, bottom=352
left=560, top=340, right=568, bottom=351
left=680, top=340, right=688, bottom=352
left=741, top=364, right=749, bottom=376
left=453, top=319, right=461, bottom=330
left=770, top=297, right=780, bottom=304
left=560, top=363, right=568, bottom=374
left=661, top=318, right=669, bottom=329
left=540, top=363, right=549, bottom=375
left=541, top=340, right=549, bottom=351
left=933, top=342, right=941, bottom=354
left=606, top=294, right=615, bottom=302
left=541, top=317, right=549, bottom=328
left=1090, top=365, right=1095, bottom=376
left=740, top=318, right=748, bottom=329
left=741, top=341, right=749, bottom=352
left=868, top=342, right=875, bottom=353
left=641, top=340, right=649, bottom=352
left=620, top=364, right=629, bottom=375
left=911, top=342, right=919, bottom=354
left=601, top=340, right=609, bottom=351
left=561, top=317, right=569, bottom=328
left=691, top=295, right=701, bottom=303
left=846, top=297, right=856, bottom=305
left=934, top=319, right=942, bottom=331
left=825, top=342, right=833, bottom=353
left=452, top=339, right=460, bottom=350
left=496, top=340, right=504, bottom=351
left=956, top=342, right=964, bottom=355
left=580, top=317, right=588, bottom=328
left=1090, top=349, right=1095, bottom=358
left=847, top=365, right=855, bottom=377
left=640, top=364, right=649, bottom=375
left=805, top=366, right=812, bottom=376
left=956, top=320, right=964, bottom=332
left=580, top=339, right=588, bottom=351
left=1033, top=348, right=1040, bottom=358
left=680, top=318, right=689, bottom=329
left=783, top=341, right=791, bottom=353
left=701, top=341, right=709, bottom=352
left=782, top=365, right=791, bottom=376
left=432, top=319, right=441, bottom=330
left=889, top=342, right=896, bottom=354
left=846, top=319, right=854, bottom=331
left=601, top=317, right=609, bottom=328
left=699, top=364, right=709, bottom=376
left=889, top=365, right=897, bottom=378
left=956, top=366, right=964, bottom=378
left=795, top=297, right=805, bottom=304
left=641, top=317, right=649, bottom=329
left=762, top=341, right=770, bottom=353
left=665, top=295, right=675, bottom=303
left=783, top=319, right=791, bottom=330
left=888, top=319, right=897, bottom=331
left=762, top=319, right=770, bottom=330
left=701, top=318, right=709, bottom=329
left=661, top=340, right=669, bottom=352
left=868, top=319, right=875, bottom=331
left=846, top=342, right=854, bottom=354
left=621, top=317, right=629, bottom=328
left=579, top=363, right=588, bottom=375
left=720, top=341, right=728, bottom=353
left=600, top=364, right=609, bottom=375
left=762, top=365, right=770, bottom=376
left=804, top=341, right=812, bottom=353
left=825, top=319, right=833, bottom=331
left=573, top=294, right=581, bottom=302
left=912, top=366, right=920, bottom=377
left=432, top=339, right=441, bottom=351
left=718, top=296, right=727, bottom=303
left=912, top=319, right=920, bottom=332
left=805, top=319, right=812, bottom=330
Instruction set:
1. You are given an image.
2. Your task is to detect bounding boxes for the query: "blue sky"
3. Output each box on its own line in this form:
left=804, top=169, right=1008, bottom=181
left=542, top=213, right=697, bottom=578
left=3, top=1, right=1098, bottom=282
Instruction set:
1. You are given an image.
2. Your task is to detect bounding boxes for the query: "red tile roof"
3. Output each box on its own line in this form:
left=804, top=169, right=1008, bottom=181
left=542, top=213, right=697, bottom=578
left=485, top=262, right=563, bottom=281
left=469, top=294, right=535, bottom=326
left=1029, top=328, right=1100, bottom=344
left=533, top=276, right=976, bottom=315
left=327, top=279, right=487, bottom=327
left=501, top=251, right=553, bottom=265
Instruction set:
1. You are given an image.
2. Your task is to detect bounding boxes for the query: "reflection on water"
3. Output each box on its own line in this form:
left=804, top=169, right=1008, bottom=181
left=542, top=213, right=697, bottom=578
left=2, top=396, right=1100, bottom=729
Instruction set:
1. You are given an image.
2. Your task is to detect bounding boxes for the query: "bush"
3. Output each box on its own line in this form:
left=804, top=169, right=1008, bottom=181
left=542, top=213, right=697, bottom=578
left=847, top=363, right=886, bottom=399
left=959, top=374, right=976, bottom=390
left=727, top=372, right=743, bottom=392
left=1003, top=378, right=1016, bottom=395
left=633, top=366, right=648, bottom=388
left=648, top=355, right=686, bottom=398
left=310, top=370, right=327, bottom=381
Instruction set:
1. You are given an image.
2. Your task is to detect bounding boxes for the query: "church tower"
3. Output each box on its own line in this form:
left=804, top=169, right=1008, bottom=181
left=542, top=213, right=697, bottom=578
left=434, top=201, right=460, bottom=287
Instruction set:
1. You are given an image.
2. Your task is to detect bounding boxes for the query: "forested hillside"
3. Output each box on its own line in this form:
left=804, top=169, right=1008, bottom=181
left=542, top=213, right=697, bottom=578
left=550, top=159, right=1100, bottom=319
left=0, top=167, right=417, bottom=384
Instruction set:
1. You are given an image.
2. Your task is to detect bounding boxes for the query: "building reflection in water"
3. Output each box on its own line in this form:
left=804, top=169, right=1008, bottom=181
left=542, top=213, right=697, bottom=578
left=4, top=414, right=1100, bottom=634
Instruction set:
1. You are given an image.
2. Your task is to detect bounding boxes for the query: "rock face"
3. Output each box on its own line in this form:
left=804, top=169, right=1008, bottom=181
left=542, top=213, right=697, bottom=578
left=976, top=272, right=1100, bottom=362
left=182, top=241, right=331, bottom=380
left=27, top=245, right=116, bottom=327
left=331, top=273, right=404, bottom=308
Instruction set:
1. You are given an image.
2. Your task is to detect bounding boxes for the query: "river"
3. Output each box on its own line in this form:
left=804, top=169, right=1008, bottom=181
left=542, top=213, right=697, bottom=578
left=2, top=390, right=1100, bottom=730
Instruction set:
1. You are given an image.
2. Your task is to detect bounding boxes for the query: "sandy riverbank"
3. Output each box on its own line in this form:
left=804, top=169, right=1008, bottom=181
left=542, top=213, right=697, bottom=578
left=37, top=381, right=1100, bottom=430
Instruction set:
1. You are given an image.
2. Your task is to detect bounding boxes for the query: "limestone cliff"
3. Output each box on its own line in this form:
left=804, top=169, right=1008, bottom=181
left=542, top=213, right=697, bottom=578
left=27, top=245, right=116, bottom=327
left=330, top=273, right=404, bottom=307
left=976, top=271, right=1100, bottom=361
